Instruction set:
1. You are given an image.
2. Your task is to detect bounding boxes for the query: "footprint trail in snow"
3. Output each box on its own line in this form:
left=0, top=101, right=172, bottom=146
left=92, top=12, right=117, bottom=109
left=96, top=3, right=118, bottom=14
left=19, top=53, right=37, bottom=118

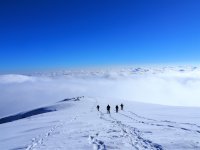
left=2, top=97, right=200, bottom=150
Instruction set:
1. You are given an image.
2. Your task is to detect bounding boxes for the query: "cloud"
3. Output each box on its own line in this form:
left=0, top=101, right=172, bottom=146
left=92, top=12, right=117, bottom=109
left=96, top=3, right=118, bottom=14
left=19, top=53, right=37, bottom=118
left=1, top=67, right=200, bottom=117
left=0, top=74, right=36, bottom=84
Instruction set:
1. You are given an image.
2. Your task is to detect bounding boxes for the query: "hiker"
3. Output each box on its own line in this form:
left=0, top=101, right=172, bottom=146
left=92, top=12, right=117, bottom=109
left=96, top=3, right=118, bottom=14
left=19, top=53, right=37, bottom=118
left=97, top=105, right=100, bottom=111
left=120, top=103, right=124, bottom=110
left=107, top=105, right=111, bottom=114
left=115, top=105, right=119, bottom=113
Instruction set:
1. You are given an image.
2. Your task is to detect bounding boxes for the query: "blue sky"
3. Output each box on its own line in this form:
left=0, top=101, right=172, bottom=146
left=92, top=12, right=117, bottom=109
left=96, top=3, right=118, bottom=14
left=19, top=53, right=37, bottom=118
left=0, top=0, right=200, bottom=73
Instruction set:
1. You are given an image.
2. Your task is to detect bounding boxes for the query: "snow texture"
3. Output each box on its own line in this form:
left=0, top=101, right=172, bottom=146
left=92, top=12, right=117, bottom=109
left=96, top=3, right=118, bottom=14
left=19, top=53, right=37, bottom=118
left=0, top=96, right=200, bottom=150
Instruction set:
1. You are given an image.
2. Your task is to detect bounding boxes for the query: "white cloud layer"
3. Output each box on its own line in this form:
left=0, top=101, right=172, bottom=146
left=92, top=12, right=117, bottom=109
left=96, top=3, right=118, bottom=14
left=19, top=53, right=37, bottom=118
left=0, top=66, right=200, bottom=117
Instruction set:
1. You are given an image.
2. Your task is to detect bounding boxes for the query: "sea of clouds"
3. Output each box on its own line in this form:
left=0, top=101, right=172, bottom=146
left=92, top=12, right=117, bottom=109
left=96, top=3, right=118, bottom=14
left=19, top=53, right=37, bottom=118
left=1, top=66, right=200, bottom=117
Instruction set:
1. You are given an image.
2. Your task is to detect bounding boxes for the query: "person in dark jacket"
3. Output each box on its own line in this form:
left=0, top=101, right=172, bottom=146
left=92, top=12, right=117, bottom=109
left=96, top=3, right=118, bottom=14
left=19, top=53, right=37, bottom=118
left=107, top=105, right=111, bottom=114
left=120, top=103, right=124, bottom=110
left=97, top=105, right=100, bottom=111
left=115, top=105, right=119, bottom=113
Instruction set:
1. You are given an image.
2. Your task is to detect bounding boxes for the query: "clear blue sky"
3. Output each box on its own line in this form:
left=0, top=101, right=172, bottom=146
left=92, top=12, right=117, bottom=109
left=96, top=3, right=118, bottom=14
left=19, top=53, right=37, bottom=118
left=0, top=0, right=200, bottom=73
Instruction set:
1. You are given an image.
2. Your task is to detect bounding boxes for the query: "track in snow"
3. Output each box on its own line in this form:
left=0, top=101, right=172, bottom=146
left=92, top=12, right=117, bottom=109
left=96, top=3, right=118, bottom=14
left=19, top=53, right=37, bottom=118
left=99, top=111, right=163, bottom=150
left=19, top=97, right=200, bottom=150
left=88, top=133, right=106, bottom=150
left=119, top=111, right=200, bottom=134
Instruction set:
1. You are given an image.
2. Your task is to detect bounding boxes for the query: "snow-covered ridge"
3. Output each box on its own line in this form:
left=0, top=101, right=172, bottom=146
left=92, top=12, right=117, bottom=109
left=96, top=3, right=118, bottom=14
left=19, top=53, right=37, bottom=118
left=1, top=96, right=200, bottom=150
left=0, top=97, right=83, bottom=124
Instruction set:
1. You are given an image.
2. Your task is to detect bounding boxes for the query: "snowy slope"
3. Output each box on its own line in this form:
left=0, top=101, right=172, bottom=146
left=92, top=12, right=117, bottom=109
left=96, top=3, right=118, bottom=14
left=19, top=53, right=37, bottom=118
left=1, top=96, right=200, bottom=150
left=1, top=66, right=200, bottom=150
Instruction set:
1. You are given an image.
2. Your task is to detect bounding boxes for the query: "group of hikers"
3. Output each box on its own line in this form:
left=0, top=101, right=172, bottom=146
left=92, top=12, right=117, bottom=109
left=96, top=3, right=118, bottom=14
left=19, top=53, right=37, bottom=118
left=96, top=103, right=124, bottom=114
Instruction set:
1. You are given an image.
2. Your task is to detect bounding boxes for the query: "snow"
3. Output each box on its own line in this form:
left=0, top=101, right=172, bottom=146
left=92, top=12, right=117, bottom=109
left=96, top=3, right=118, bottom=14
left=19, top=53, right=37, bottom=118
left=1, top=97, right=200, bottom=150
left=1, top=66, right=200, bottom=149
